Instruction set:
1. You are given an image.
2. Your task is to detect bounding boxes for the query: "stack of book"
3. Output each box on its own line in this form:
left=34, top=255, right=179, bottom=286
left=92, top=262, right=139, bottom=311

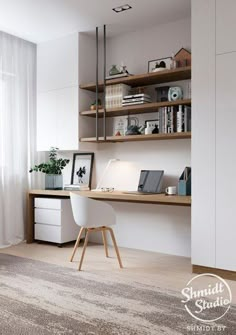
left=105, top=84, right=130, bottom=108
left=122, top=93, right=152, bottom=106
left=64, top=184, right=90, bottom=191
left=106, top=73, right=130, bottom=80
left=158, top=105, right=191, bottom=134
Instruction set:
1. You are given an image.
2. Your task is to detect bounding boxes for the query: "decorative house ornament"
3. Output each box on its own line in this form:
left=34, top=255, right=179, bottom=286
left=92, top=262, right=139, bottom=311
left=174, top=48, right=191, bottom=68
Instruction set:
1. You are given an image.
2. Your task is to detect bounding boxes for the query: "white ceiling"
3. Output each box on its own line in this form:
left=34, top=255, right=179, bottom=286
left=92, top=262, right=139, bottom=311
left=0, top=0, right=191, bottom=43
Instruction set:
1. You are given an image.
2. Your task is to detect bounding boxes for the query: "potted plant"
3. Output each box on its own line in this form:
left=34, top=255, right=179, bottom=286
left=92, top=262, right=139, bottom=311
left=29, top=147, right=70, bottom=190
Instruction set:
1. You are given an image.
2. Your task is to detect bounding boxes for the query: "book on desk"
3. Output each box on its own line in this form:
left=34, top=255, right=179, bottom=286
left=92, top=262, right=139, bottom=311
left=64, top=184, right=90, bottom=191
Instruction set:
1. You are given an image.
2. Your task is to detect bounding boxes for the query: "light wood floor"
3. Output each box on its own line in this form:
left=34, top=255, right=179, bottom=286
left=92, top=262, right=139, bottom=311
left=1, top=242, right=236, bottom=303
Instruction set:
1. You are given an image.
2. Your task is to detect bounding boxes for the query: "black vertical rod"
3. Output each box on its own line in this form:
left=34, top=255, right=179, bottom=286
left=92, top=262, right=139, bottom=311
left=103, top=25, right=107, bottom=140
left=96, top=27, right=99, bottom=141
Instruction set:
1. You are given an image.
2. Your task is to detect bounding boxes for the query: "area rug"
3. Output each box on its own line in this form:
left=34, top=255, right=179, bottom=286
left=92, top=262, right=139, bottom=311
left=0, top=254, right=235, bottom=335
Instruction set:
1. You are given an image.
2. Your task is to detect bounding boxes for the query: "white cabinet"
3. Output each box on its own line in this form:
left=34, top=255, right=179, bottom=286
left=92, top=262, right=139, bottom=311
left=37, top=87, right=78, bottom=151
left=34, top=198, right=79, bottom=244
left=37, top=33, right=79, bottom=151
left=191, top=0, right=216, bottom=268
left=192, top=0, right=236, bottom=272
left=37, top=33, right=78, bottom=92
left=216, top=53, right=236, bottom=271
left=216, top=0, right=236, bottom=55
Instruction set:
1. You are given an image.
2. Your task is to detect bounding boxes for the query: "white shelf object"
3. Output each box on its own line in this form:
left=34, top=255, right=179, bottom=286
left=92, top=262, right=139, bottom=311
left=34, top=198, right=80, bottom=244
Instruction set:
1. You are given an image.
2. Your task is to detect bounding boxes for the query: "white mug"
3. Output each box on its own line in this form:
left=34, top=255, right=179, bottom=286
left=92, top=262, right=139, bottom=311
left=165, top=186, right=177, bottom=195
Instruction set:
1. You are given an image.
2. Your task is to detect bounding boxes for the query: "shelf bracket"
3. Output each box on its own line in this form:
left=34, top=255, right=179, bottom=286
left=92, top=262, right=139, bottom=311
left=96, top=26, right=99, bottom=141
left=103, top=24, right=107, bottom=140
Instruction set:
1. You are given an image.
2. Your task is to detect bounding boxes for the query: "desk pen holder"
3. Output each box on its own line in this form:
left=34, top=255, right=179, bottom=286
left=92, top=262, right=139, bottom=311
left=178, top=169, right=191, bottom=196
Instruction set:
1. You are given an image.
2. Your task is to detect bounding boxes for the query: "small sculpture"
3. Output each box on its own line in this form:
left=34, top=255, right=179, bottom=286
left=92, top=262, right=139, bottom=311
left=152, top=125, right=159, bottom=134
left=108, top=64, right=130, bottom=77
left=120, top=65, right=129, bottom=74
left=109, top=65, right=120, bottom=76
left=125, top=125, right=141, bottom=135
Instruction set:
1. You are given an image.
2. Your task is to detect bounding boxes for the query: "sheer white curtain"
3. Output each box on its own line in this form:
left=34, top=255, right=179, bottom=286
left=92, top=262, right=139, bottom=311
left=0, top=31, right=43, bottom=248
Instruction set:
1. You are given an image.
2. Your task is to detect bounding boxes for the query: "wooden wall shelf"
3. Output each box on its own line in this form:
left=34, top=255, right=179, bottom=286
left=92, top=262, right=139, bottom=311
left=80, top=132, right=191, bottom=143
left=80, top=66, right=191, bottom=92
left=80, top=99, right=191, bottom=118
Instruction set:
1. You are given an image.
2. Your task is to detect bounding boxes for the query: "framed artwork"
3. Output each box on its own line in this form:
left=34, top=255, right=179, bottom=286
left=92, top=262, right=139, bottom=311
left=145, top=119, right=159, bottom=126
left=71, top=153, right=94, bottom=188
left=148, top=57, right=172, bottom=73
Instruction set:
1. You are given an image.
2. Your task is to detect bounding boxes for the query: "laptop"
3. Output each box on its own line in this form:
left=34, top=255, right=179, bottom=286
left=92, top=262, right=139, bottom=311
left=124, top=170, right=164, bottom=195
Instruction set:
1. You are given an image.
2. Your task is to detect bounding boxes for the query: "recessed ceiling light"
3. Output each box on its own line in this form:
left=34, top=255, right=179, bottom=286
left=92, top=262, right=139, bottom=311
left=112, top=4, right=132, bottom=13
left=122, top=4, right=131, bottom=10
left=114, top=7, right=123, bottom=12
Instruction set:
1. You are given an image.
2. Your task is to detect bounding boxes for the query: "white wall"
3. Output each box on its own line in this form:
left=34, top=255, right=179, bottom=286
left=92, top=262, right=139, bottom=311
left=61, top=17, right=192, bottom=257
left=106, top=18, right=191, bottom=75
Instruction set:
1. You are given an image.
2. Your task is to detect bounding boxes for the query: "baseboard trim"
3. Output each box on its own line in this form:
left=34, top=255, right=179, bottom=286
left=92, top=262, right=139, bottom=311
left=192, top=265, right=236, bottom=281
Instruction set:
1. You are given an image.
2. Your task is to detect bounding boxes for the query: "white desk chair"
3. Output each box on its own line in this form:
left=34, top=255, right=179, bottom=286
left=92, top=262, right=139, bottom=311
left=70, top=192, right=123, bottom=271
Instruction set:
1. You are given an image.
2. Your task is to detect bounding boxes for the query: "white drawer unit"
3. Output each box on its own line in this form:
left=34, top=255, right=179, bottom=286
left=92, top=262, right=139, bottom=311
left=34, top=198, right=79, bottom=244
left=35, top=224, right=62, bottom=244
left=35, top=198, right=62, bottom=210
left=35, top=208, right=61, bottom=226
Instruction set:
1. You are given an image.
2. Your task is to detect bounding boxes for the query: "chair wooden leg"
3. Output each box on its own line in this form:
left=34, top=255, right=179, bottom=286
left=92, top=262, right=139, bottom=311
left=78, top=230, right=90, bottom=271
left=70, top=227, right=84, bottom=262
left=107, top=227, right=123, bottom=268
left=102, top=229, right=109, bottom=257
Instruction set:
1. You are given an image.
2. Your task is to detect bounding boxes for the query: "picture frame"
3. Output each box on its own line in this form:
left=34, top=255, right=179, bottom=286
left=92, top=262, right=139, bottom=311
left=148, top=57, right=172, bottom=73
left=145, top=119, right=159, bottom=127
left=71, top=153, right=94, bottom=188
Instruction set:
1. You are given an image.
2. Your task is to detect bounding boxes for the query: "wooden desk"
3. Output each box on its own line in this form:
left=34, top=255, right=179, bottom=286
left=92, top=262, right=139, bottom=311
left=27, top=189, right=191, bottom=243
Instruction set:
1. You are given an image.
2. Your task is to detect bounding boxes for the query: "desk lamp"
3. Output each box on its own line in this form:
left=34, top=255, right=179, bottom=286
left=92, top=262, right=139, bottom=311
left=92, top=158, right=120, bottom=191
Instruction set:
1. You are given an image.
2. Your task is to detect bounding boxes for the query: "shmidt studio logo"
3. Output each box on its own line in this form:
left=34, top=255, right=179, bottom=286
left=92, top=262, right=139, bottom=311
left=181, top=273, right=232, bottom=323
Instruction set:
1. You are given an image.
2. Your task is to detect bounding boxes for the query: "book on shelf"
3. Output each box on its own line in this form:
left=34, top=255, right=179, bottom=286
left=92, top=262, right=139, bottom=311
left=122, top=93, right=152, bottom=106
left=106, top=73, right=132, bottom=80
left=170, top=106, right=177, bottom=133
left=159, top=106, right=168, bottom=133
left=123, top=93, right=151, bottom=100
left=122, top=97, right=151, bottom=103
left=122, top=100, right=151, bottom=106
left=158, top=104, right=191, bottom=134
left=184, top=105, right=191, bottom=132
left=177, top=105, right=184, bottom=133
left=105, top=84, right=130, bottom=108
